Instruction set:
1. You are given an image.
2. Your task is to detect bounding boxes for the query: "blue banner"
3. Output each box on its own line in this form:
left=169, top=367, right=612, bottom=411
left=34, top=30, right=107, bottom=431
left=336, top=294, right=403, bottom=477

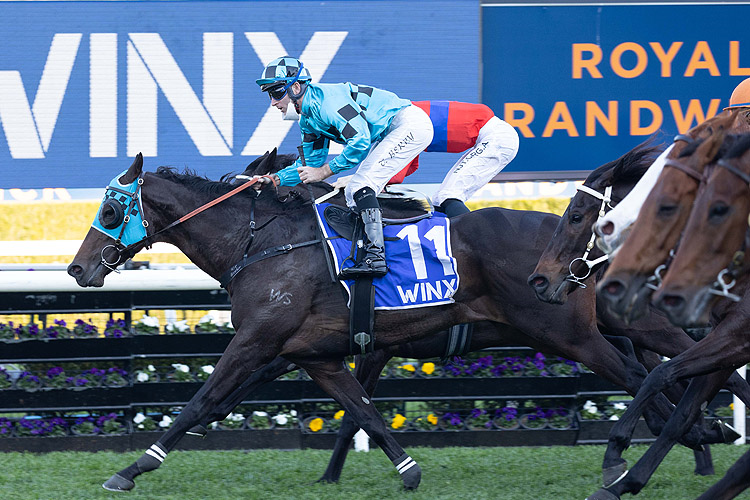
left=0, top=0, right=478, bottom=189
left=482, top=3, right=750, bottom=179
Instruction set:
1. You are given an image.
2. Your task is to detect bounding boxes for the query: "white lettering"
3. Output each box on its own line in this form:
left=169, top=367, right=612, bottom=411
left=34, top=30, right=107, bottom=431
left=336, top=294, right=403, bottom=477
left=90, top=33, right=117, bottom=157
left=397, top=283, right=420, bottom=303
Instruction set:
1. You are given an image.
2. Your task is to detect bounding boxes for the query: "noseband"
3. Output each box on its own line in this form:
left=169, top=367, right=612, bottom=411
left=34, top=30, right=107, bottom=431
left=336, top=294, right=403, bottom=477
left=565, top=184, right=613, bottom=288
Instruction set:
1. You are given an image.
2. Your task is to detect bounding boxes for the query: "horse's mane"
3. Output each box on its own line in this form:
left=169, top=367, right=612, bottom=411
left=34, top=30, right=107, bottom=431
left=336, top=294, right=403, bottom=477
left=154, top=166, right=239, bottom=198
left=587, top=137, right=663, bottom=189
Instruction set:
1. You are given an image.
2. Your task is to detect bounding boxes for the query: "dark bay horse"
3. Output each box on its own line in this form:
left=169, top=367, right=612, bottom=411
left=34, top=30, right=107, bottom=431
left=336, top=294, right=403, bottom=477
left=596, top=111, right=746, bottom=323
left=68, top=151, right=731, bottom=493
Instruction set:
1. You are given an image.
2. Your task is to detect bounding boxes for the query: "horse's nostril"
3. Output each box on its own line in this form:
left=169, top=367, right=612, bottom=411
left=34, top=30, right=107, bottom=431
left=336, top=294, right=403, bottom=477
left=660, top=294, right=685, bottom=310
left=600, top=221, right=615, bottom=236
left=67, top=264, right=83, bottom=278
left=602, top=280, right=624, bottom=298
left=527, top=274, right=548, bottom=292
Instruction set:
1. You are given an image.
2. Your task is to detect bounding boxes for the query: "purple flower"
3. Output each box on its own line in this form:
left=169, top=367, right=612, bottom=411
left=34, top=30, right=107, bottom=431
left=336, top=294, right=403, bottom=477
left=46, top=367, right=65, bottom=378
left=54, top=319, right=67, bottom=327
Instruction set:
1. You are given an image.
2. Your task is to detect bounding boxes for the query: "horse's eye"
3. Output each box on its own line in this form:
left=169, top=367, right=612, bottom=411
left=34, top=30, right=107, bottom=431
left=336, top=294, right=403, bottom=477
left=657, top=203, right=678, bottom=217
left=709, top=202, right=730, bottom=219
left=570, top=213, right=584, bottom=224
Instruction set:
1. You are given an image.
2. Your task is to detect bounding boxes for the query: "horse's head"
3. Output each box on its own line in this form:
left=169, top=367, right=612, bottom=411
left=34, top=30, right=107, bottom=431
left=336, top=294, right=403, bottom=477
left=596, top=111, right=740, bottom=322
left=652, top=133, right=750, bottom=326
left=528, top=139, right=660, bottom=304
left=68, top=154, right=146, bottom=287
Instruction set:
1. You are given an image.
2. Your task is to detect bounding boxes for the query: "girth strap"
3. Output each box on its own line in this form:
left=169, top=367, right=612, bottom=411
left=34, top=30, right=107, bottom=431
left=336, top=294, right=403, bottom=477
left=443, top=323, right=474, bottom=361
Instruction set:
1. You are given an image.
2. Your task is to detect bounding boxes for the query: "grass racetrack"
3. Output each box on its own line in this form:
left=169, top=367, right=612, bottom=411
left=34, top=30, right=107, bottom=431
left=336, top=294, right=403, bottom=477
left=2, top=444, right=750, bottom=499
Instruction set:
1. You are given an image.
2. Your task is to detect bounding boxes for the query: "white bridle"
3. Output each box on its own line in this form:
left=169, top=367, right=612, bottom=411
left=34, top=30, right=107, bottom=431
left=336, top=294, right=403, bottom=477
left=565, top=184, right=613, bottom=288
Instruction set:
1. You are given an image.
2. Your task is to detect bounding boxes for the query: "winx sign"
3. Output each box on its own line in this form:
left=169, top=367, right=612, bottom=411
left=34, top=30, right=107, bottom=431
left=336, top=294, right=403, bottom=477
left=0, top=1, right=478, bottom=189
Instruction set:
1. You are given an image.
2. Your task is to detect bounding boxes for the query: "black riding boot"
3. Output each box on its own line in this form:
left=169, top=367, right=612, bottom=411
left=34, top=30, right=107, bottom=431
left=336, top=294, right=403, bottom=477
left=339, top=188, right=388, bottom=278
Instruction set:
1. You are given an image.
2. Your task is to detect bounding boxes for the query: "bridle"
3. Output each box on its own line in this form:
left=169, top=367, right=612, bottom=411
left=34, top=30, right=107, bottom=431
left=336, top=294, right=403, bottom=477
left=92, top=171, right=276, bottom=273
left=565, top=184, right=612, bottom=288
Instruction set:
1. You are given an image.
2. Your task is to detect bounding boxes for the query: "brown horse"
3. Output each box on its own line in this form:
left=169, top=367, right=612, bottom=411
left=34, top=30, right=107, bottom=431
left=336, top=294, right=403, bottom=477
left=68, top=151, right=730, bottom=493
left=596, top=111, right=749, bottom=323
left=586, top=135, right=750, bottom=499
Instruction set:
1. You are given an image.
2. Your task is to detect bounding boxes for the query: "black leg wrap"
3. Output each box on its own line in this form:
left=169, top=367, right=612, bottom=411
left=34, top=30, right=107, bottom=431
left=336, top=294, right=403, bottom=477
left=392, top=452, right=421, bottom=490
left=186, top=423, right=208, bottom=437
left=602, top=460, right=628, bottom=488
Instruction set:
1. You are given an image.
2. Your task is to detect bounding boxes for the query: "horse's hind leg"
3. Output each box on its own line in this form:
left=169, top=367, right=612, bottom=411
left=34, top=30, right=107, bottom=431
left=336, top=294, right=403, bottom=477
left=187, top=356, right=298, bottom=437
left=302, top=359, right=421, bottom=490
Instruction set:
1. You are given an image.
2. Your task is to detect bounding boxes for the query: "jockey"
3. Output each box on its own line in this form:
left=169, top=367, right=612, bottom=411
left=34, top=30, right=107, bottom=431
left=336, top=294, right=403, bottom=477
left=392, top=101, right=519, bottom=217
left=255, top=56, right=434, bottom=278
left=726, top=77, right=750, bottom=110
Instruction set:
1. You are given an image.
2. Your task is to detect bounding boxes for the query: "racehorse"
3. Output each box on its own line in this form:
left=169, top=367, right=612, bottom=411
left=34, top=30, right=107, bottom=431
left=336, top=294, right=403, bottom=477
left=584, top=135, right=750, bottom=500
left=595, top=112, right=744, bottom=323
left=67, top=151, right=734, bottom=492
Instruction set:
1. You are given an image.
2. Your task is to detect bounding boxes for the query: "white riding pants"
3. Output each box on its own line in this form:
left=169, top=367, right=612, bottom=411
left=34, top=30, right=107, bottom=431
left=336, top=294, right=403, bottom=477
left=432, top=116, right=520, bottom=206
left=345, top=105, right=434, bottom=207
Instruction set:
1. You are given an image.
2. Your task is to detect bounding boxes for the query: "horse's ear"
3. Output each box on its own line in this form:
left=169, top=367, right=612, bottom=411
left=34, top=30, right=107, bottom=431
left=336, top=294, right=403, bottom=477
left=119, top=153, right=144, bottom=184
left=256, top=148, right=278, bottom=174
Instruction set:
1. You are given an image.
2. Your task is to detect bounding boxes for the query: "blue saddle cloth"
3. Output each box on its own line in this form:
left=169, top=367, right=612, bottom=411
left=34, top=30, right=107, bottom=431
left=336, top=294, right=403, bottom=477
left=314, top=203, right=460, bottom=310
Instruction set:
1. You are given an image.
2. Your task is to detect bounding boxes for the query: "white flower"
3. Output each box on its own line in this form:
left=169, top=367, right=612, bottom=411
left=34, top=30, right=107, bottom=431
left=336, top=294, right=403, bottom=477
left=228, top=412, right=244, bottom=422
left=167, top=320, right=189, bottom=332
left=140, top=315, right=160, bottom=328
left=159, top=415, right=173, bottom=428
left=609, top=415, right=620, bottom=421
left=136, top=372, right=150, bottom=383
left=613, top=402, right=627, bottom=411
left=506, top=400, right=519, bottom=408
left=133, top=412, right=146, bottom=424
left=253, top=411, right=268, bottom=417
left=147, top=364, right=156, bottom=372
left=200, top=365, right=214, bottom=375
left=199, top=314, right=218, bottom=325
left=273, top=414, right=288, bottom=426
left=583, top=400, right=598, bottom=412
left=290, top=409, right=297, bottom=417
left=171, top=363, right=190, bottom=373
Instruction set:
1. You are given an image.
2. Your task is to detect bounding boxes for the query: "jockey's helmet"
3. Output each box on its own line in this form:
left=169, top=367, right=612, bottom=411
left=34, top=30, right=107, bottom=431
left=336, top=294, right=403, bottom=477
left=256, top=56, right=312, bottom=101
left=727, top=77, right=750, bottom=109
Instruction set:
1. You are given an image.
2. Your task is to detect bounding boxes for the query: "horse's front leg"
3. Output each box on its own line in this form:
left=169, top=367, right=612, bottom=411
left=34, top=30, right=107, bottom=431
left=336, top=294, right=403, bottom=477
left=318, top=348, right=394, bottom=483
left=187, top=356, right=298, bottom=437
left=301, top=359, right=421, bottom=490
left=103, top=337, right=277, bottom=492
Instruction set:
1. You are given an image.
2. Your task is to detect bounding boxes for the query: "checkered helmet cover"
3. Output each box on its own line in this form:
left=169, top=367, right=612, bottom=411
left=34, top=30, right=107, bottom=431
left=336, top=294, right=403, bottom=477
left=256, top=56, right=312, bottom=87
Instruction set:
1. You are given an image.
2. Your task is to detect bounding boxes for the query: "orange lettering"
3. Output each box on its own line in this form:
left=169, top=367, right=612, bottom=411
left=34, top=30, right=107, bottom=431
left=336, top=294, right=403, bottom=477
left=504, top=103, right=535, bottom=138
left=630, top=100, right=663, bottom=135
left=649, top=42, right=683, bottom=77
left=669, top=99, right=721, bottom=133
left=586, top=101, right=618, bottom=136
left=542, top=102, right=579, bottom=137
left=610, top=42, right=648, bottom=79
left=684, top=41, right=720, bottom=76
left=572, top=43, right=603, bottom=79
left=730, top=41, right=750, bottom=76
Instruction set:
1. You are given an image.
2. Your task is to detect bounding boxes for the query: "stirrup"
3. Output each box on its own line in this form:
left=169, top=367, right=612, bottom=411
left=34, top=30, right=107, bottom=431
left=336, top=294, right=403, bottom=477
left=339, top=253, right=388, bottom=278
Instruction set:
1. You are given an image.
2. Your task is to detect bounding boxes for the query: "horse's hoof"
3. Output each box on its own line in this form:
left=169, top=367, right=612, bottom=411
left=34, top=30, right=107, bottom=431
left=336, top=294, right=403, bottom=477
left=586, top=488, right=620, bottom=500
left=715, top=419, right=741, bottom=443
left=316, top=476, right=337, bottom=484
left=602, top=461, right=628, bottom=488
left=401, top=463, right=421, bottom=490
left=186, top=424, right=208, bottom=437
left=102, top=473, right=135, bottom=492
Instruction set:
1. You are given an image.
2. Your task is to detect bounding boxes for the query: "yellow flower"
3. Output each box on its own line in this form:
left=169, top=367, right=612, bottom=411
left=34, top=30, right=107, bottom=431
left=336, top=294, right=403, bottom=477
left=391, top=413, right=407, bottom=429
left=427, top=413, right=438, bottom=425
left=308, top=417, right=324, bottom=433
left=421, top=362, right=435, bottom=375
left=349, top=362, right=356, bottom=370
left=334, top=410, right=345, bottom=420
left=731, top=403, right=735, bottom=410
left=400, top=364, right=416, bottom=372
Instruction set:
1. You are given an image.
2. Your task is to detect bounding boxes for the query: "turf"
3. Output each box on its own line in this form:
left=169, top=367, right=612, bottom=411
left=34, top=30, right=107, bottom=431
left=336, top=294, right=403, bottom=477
left=1, top=444, right=749, bottom=499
